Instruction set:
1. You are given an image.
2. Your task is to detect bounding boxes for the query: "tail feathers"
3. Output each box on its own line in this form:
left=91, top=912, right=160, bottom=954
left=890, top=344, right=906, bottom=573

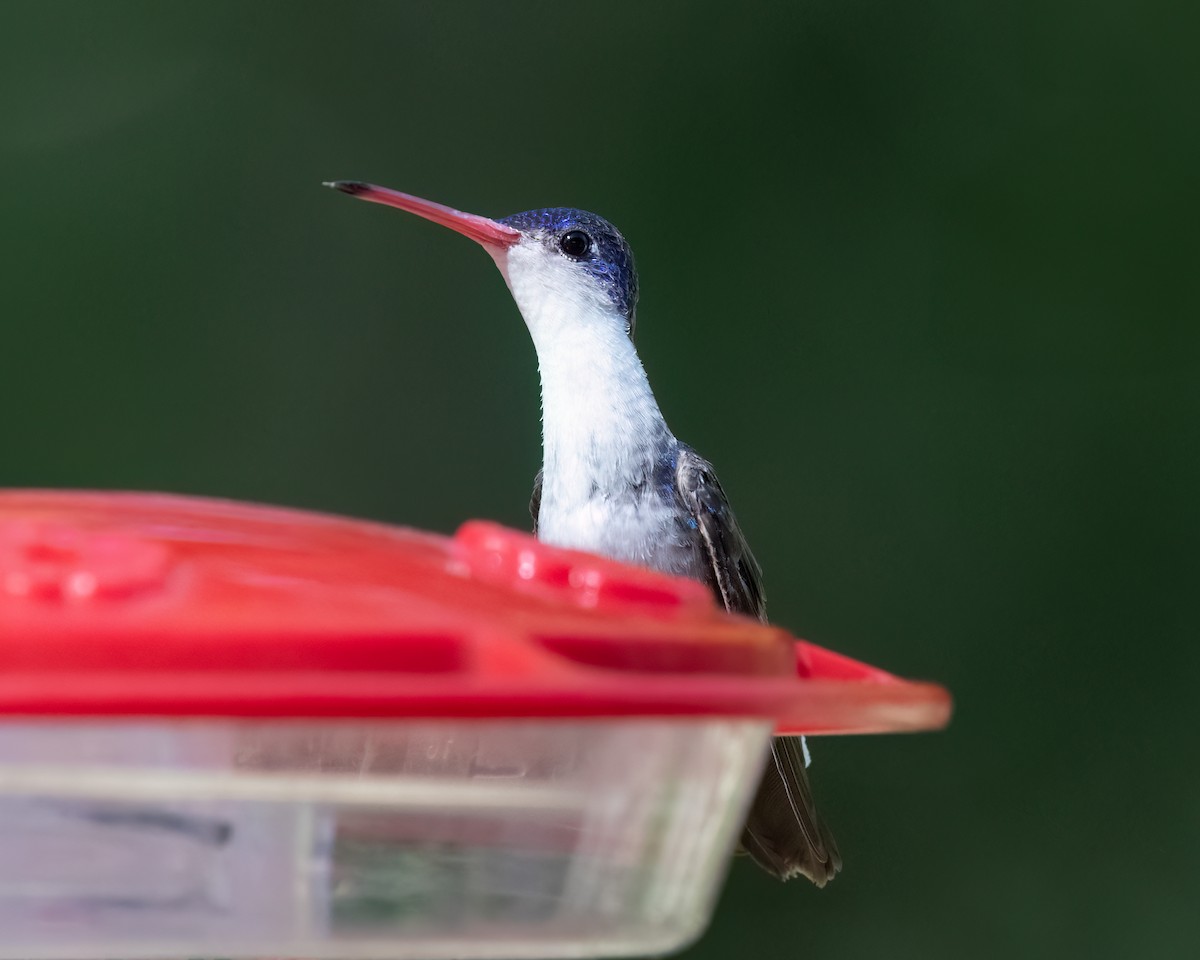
left=740, top=736, right=841, bottom=886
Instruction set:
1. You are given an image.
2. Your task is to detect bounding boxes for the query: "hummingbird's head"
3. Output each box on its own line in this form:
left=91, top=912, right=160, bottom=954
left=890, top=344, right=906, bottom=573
left=496, top=208, right=638, bottom=341
left=326, top=182, right=640, bottom=345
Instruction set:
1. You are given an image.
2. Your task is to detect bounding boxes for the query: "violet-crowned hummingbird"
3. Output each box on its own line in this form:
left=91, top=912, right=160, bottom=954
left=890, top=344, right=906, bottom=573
left=326, top=180, right=841, bottom=885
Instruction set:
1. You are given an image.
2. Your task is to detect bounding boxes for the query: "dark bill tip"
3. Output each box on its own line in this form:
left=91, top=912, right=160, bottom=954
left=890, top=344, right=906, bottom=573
left=323, top=180, right=371, bottom=195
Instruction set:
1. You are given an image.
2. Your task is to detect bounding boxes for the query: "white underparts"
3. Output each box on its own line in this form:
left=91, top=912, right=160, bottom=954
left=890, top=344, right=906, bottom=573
left=490, top=240, right=696, bottom=575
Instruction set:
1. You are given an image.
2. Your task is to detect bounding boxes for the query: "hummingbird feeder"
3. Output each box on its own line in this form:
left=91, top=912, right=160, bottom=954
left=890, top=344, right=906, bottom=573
left=0, top=491, right=950, bottom=959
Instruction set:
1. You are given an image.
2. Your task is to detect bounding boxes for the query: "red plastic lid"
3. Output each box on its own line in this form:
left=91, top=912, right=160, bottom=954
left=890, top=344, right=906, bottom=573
left=0, top=492, right=950, bottom=734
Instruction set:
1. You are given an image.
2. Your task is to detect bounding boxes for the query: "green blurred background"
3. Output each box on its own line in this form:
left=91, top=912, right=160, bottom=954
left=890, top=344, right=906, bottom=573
left=1, top=1, right=1195, bottom=957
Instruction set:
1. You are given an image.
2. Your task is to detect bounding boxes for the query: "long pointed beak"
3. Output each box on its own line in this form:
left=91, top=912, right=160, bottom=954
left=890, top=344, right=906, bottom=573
left=324, top=181, right=522, bottom=249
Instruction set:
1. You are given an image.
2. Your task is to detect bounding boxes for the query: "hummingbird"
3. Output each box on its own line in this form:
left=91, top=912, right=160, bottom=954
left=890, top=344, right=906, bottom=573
left=326, top=180, right=841, bottom=885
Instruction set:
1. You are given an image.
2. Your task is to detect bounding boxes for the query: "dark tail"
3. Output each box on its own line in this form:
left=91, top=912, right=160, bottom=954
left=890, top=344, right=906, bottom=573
left=740, top=735, right=841, bottom=885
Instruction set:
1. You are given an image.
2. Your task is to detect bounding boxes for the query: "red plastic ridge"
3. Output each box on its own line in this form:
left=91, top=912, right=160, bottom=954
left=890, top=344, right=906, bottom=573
left=0, top=491, right=951, bottom=734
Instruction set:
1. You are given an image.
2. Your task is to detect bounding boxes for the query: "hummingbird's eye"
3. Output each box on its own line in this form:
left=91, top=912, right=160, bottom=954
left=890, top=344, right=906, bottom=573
left=558, top=230, right=592, bottom=260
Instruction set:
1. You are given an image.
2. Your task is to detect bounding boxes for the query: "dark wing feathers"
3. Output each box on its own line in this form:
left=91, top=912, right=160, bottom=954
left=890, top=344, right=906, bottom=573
left=529, top=468, right=543, bottom=535
left=674, top=446, right=766, bottom=622
left=742, top=731, right=842, bottom=885
left=675, top=445, right=841, bottom=886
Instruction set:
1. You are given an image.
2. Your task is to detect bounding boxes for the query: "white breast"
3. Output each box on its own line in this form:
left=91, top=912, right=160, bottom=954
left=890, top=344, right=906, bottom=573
left=537, top=486, right=703, bottom=578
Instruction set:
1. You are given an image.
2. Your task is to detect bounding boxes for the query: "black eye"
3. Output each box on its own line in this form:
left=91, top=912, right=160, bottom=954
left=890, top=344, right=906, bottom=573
left=558, top=230, right=591, bottom=259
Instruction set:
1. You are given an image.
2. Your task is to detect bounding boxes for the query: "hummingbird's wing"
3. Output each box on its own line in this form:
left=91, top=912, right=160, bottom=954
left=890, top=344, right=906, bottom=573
left=740, top=735, right=842, bottom=885
left=529, top=468, right=544, bottom=534
left=673, top=446, right=766, bottom=621
left=675, top=446, right=841, bottom=886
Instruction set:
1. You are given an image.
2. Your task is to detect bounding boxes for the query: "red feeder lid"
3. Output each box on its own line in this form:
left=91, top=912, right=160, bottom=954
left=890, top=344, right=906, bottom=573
left=0, top=491, right=950, bottom=735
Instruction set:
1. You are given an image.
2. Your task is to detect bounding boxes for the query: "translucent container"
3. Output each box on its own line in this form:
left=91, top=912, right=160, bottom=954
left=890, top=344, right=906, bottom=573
left=0, top=718, right=772, bottom=959
left=0, top=492, right=951, bottom=959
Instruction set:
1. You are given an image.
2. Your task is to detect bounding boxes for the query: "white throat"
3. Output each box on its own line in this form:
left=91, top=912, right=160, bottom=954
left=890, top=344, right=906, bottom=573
left=491, top=242, right=672, bottom=510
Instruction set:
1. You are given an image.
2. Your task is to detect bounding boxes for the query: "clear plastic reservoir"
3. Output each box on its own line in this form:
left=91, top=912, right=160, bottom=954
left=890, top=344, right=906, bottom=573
left=0, top=718, right=773, bottom=959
